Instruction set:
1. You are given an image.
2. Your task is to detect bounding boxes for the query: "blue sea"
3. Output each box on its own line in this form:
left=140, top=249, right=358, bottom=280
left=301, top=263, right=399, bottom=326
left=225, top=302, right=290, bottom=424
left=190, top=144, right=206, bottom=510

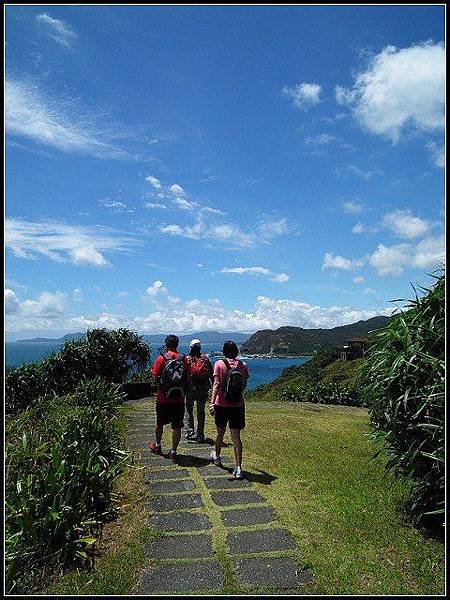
left=5, top=341, right=310, bottom=390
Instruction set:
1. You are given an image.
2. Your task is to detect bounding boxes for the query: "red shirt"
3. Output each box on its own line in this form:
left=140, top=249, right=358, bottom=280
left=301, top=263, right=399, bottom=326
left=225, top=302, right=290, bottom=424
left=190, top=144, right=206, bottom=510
left=213, top=358, right=249, bottom=408
left=152, top=351, right=191, bottom=404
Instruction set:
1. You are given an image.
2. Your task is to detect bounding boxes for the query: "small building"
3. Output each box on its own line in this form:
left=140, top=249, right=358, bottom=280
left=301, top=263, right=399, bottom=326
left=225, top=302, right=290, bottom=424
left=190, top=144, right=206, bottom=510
left=341, top=336, right=368, bottom=362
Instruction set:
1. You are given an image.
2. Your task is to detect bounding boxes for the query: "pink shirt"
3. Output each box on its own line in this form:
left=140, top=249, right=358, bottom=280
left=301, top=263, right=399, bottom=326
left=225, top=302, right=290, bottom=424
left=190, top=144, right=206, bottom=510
left=213, top=358, right=249, bottom=408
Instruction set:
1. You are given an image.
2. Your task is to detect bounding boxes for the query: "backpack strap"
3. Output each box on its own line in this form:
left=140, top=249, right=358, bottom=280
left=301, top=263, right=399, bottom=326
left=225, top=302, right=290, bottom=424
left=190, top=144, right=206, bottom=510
left=222, top=358, right=231, bottom=372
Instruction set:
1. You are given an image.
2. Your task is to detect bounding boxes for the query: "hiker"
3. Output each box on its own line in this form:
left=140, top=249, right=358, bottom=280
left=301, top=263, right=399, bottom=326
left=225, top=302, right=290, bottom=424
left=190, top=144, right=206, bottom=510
left=209, top=340, right=249, bottom=479
left=148, top=335, right=190, bottom=460
left=184, top=338, right=214, bottom=443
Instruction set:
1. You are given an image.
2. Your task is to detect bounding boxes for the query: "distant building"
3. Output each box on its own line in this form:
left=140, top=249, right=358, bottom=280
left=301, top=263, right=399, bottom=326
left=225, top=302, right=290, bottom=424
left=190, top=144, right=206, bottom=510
left=341, top=336, right=368, bottom=362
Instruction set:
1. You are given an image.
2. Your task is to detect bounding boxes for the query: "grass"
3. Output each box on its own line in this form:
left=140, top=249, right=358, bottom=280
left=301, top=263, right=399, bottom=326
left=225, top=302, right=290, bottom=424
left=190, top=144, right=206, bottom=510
left=43, top=399, right=444, bottom=595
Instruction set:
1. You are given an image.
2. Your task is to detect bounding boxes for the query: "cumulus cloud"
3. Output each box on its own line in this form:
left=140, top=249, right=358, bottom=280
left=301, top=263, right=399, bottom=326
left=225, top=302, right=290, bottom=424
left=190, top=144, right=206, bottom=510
left=172, top=197, right=197, bottom=211
left=427, top=141, right=444, bottom=168
left=169, top=184, right=186, bottom=197
left=6, top=78, right=132, bottom=159
left=383, top=209, right=431, bottom=239
left=221, top=266, right=290, bottom=283
left=161, top=220, right=254, bottom=248
left=6, top=290, right=67, bottom=331
left=352, top=222, right=366, bottom=234
left=145, top=175, right=162, bottom=189
left=335, top=42, right=445, bottom=143
left=256, top=218, right=289, bottom=239
left=5, top=218, right=140, bottom=267
left=5, top=289, right=20, bottom=314
left=369, top=235, right=444, bottom=275
left=283, top=82, right=322, bottom=108
left=36, top=13, right=77, bottom=48
left=322, top=252, right=365, bottom=271
left=146, top=280, right=168, bottom=297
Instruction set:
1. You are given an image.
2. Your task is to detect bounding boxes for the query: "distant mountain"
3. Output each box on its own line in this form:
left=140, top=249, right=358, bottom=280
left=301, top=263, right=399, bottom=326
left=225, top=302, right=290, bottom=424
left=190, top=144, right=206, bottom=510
left=239, top=316, right=391, bottom=356
left=14, top=331, right=249, bottom=345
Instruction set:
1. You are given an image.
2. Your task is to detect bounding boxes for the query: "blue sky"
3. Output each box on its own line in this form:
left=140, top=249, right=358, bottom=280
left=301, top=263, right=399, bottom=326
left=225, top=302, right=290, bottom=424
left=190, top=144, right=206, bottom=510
left=5, top=5, right=445, bottom=340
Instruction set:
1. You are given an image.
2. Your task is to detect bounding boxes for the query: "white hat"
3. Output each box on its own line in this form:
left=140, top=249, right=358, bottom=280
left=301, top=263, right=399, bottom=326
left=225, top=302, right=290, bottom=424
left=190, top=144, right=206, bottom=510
left=189, top=338, right=201, bottom=348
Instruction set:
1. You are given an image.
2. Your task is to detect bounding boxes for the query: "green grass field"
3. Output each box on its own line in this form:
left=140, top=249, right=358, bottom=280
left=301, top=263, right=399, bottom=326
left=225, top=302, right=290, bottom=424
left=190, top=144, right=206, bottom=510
left=46, top=399, right=444, bottom=595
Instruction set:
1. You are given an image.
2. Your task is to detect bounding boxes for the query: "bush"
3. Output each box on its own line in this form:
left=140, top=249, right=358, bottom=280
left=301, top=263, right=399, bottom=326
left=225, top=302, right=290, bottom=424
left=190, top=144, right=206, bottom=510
left=360, top=272, right=444, bottom=526
left=280, top=381, right=364, bottom=407
left=5, top=378, right=128, bottom=593
left=6, top=328, right=150, bottom=415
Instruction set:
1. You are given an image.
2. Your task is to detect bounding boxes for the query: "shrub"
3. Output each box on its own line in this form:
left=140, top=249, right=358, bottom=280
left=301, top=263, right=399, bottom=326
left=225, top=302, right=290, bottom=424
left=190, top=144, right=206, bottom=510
left=280, top=381, right=364, bottom=407
left=5, top=378, right=128, bottom=593
left=359, top=272, right=444, bottom=525
left=6, top=328, right=150, bottom=415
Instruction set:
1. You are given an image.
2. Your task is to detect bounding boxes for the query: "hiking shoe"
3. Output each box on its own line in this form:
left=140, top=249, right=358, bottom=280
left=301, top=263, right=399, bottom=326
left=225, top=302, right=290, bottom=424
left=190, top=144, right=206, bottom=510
left=185, top=429, right=195, bottom=439
left=167, top=449, right=177, bottom=461
left=210, top=450, right=222, bottom=466
left=148, top=442, right=162, bottom=455
left=231, top=467, right=243, bottom=479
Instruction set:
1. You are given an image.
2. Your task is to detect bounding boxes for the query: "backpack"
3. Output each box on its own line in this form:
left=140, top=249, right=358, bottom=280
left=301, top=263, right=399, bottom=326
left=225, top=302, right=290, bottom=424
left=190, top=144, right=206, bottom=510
left=160, top=352, right=187, bottom=400
left=189, top=354, right=213, bottom=385
left=221, top=358, right=245, bottom=403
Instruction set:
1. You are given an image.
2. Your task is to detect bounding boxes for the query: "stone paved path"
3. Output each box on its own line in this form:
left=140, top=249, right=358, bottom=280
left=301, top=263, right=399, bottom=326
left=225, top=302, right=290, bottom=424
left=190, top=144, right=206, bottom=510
left=126, top=398, right=314, bottom=594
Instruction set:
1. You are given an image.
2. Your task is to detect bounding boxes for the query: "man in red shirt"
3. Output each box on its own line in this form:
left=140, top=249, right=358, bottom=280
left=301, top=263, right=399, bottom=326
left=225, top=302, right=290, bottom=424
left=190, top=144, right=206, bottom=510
left=149, top=335, right=191, bottom=460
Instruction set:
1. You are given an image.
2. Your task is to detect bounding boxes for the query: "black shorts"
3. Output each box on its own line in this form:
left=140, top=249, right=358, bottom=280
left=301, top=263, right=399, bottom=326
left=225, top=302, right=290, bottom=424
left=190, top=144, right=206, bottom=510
left=214, top=405, right=245, bottom=430
left=156, top=402, right=185, bottom=429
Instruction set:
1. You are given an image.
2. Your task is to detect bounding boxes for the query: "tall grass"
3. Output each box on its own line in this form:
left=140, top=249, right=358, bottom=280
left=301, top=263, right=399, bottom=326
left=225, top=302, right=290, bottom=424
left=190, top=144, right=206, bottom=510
left=360, top=272, right=444, bottom=526
left=5, top=378, right=129, bottom=593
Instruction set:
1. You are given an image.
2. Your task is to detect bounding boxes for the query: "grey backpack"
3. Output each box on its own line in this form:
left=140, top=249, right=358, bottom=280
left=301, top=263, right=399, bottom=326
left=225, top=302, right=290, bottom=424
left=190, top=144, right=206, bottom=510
left=160, top=352, right=187, bottom=400
left=221, top=359, right=244, bottom=403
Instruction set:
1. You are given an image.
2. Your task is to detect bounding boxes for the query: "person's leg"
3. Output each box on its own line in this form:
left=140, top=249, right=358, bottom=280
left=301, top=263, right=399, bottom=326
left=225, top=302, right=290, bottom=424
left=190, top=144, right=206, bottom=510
left=185, top=389, right=195, bottom=436
left=155, top=423, right=163, bottom=445
left=172, top=427, right=181, bottom=450
left=196, top=389, right=207, bottom=440
left=215, top=426, right=226, bottom=456
left=230, top=428, right=243, bottom=467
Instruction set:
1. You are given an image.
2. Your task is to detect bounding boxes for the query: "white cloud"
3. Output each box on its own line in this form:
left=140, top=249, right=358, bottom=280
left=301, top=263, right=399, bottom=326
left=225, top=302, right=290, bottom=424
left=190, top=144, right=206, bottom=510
left=201, top=206, right=225, bottom=216
left=427, top=141, right=444, bottom=168
left=145, top=175, right=162, bottom=189
left=283, top=82, right=322, bottom=108
left=346, top=165, right=380, bottom=180
left=364, top=288, right=376, bottom=295
left=73, top=288, right=83, bottom=302
left=144, top=202, right=166, bottom=209
left=369, top=235, right=444, bottom=275
left=352, top=222, right=366, bottom=234
left=322, top=252, right=365, bottom=271
left=6, top=78, right=131, bottom=159
left=343, top=201, right=364, bottom=214
left=305, top=133, right=335, bottom=145
left=5, top=289, right=20, bottom=314
left=117, top=291, right=129, bottom=298
left=172, top=197, right=197, bottom=211
left=5, top=218, right=139, bottom=267
left=161, top=219, right=254, bottom=248
left=383, top=209, right=431, bottom=239
left=169, top=184, right=186, bottom=197
left=256, top=218, right=290, bottom=239
left=353, top=276, right=365, bottom=284
left=99, top=198, right=128, bottom=213
left=335, top=42, right=444, bottom=143
left=146, top=280, right=168, bottom=297
left=36, top=13, right=77, bottom=48
left=221, top=266, right=290, bottom=283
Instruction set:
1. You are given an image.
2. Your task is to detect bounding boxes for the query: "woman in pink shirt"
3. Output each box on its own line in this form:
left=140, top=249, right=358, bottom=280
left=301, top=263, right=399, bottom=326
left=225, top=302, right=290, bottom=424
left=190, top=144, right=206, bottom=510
left=209, top=340, right=249, bottom=479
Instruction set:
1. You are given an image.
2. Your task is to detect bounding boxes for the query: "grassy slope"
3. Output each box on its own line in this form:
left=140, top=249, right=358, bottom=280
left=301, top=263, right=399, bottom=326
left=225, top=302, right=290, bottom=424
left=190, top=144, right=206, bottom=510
left=45, top=399, right=444, bottom=595
left=203, top=401, right=444, bottom=595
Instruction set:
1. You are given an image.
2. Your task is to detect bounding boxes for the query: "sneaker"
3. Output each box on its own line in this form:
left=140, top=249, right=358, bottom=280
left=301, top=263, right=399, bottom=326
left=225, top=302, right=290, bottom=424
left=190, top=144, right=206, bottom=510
left=232, top=467, right=243, bottom=479
left=148, top=442, right=162, bottom=455
left=210, top=450, right=222, bottom=466
left=167, top=449, right=177, bottom=461
left=185, top=429, right=195, bottom=439
left=196, top=435, right=205, bottom=444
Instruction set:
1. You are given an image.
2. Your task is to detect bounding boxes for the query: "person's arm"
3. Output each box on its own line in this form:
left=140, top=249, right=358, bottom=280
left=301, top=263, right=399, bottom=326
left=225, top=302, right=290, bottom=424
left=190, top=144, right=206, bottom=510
left=209, top=375, right=220, bottom=415
left=152, top=355, right=164, bottom=379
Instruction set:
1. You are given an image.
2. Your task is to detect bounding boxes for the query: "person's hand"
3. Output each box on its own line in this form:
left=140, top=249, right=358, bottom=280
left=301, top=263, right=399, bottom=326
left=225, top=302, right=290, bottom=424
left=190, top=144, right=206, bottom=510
left=209, top=403, right=216, bottom=416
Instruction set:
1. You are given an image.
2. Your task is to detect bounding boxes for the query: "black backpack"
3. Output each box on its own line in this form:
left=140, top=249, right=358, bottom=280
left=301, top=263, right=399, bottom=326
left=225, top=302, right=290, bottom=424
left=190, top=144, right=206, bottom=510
left=221, top=358, right=244, bottom=403
left=160, top=352, right=187, bottom=400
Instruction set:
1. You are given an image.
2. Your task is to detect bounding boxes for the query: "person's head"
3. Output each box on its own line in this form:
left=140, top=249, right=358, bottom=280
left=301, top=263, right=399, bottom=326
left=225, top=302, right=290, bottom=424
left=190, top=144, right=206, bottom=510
left=189, top=338, right=201, bottom=357
left=223, top=340, right=239, bottom=359
left=165, top=335, right=179, bottom=351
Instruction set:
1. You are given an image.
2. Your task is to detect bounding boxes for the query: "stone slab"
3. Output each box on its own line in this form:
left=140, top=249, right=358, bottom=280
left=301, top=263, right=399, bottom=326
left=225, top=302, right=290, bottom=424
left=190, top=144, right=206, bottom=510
left=235, top=557, right=303, bottom=589
left=210, top=490, right=266, bottom=507
left=140, top=560, right=223, bottom=593
left=150, top=511, right=213, bottom=532
left=151, top=479, right=196, bottom=494
left=146, top=533, right=213, bottom=559
left=228, top=528, right=297, bottom=555
left=203, top=477, right=252, bottom=490
left=221, top=506, right=277, bottom=527
left=148, top=493, right=203, bottom=512
left=146, top=468, right=190, bottom=481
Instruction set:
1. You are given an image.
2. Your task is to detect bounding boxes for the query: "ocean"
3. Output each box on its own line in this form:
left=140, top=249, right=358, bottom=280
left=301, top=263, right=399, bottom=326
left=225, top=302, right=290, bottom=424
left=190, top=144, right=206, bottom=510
left=5, top=341, right=310, bottom=390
